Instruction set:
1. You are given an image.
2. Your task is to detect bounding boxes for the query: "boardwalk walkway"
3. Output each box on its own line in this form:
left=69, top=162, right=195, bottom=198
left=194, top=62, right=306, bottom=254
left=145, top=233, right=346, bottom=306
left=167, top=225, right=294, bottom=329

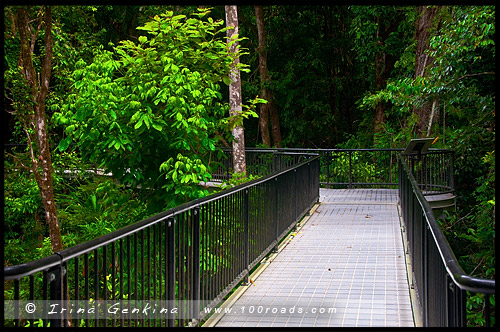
left=210, top=189, right=414, bottom=327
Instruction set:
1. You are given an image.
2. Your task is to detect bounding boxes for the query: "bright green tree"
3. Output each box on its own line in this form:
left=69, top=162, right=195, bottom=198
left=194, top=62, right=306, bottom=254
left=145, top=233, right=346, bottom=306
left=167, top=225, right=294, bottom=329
left=56, top=8, right=257, bottom=210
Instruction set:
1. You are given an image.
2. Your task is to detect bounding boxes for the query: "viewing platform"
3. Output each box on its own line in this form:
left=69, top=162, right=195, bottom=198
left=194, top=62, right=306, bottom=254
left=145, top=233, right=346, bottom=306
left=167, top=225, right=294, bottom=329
left=4, top=148, right=494, bottom=328
left=208, top=189, right=414, bottom=327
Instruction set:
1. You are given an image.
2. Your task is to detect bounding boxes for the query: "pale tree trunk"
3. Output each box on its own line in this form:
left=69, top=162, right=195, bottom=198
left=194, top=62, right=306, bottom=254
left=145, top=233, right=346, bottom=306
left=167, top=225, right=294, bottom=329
left=225, top=5, right=246, bottom=175
left=15, top=6, right=63, bottom=253
left=255, top=6, right=282, bottom=148
left=413, top=6, right=440, bottom=138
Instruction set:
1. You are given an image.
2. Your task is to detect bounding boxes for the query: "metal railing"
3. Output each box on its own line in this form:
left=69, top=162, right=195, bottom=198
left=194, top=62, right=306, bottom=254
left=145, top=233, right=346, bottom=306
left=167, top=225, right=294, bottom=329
left=209, top=148, right=315, bottom=182
left=398, top=153, right=495, bottom=327
left=227, top=148, right=454, bottom=193
left=212, top=148, right=403, bottom=188
left=4, top=154, right=320, bottom=327
left=402, top=149, right=454, bottom=196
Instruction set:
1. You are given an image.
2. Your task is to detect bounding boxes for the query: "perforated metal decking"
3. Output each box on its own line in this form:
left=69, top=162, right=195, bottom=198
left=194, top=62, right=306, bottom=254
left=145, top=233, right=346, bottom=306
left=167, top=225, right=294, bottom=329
left=213, top=189, right=414, bottom=327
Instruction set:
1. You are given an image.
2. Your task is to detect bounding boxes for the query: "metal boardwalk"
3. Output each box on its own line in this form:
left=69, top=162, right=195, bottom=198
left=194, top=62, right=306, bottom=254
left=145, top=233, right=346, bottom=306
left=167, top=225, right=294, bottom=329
left=213, top=189, right=414, bottom=327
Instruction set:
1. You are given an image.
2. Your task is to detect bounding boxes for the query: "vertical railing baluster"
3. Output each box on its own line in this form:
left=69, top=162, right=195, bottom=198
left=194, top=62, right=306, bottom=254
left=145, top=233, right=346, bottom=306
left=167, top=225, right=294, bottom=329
left=177, top=214, right=183, bottom=326
left=111, top=243, right=116, bottom=327
left=153, top=224, right=157, bottom=326
left=134, top=233, right=139, bottom=325
left=103, top=245, right=108, bottom=326
left=244, top=189, right=249, bottom=285
left=43, top=270, right=48, bottom=327
left=147, top=227, right=151, bottom=327
left=163, top=219, right=168, bottom=327
left=326, top=151, right=330, bottom=188
left=167, top=217, right=176, bottom=327
left=75, top=257, right=80, bottom=327
left=192, top=207, right=201, bottom=325
left=49, top=263, right=63, bottom=327
left=84, top=253, right=89, bottom=327
left=348, top=151, right=353, bottom=189
left=140, top=230, right=145, bottom=326
left=126, top=236, right=131, bottom=327
left=484, top=293, right=490, bottom=327
left=294, top=169, right=298, bottom=222
left=274, top=177, right=279, bottom=252
left=119, top=239, right=124, bottom=327
left=29, top=275, right=34, bottom=327
left=14, top=279, right=19, bottom=327
left=94, top=249, right=98, bottom=326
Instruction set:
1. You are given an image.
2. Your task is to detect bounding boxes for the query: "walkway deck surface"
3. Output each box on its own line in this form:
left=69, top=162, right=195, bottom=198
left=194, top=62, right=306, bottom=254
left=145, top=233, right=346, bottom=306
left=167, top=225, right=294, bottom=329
left=213, top=189, right=414, bottom=327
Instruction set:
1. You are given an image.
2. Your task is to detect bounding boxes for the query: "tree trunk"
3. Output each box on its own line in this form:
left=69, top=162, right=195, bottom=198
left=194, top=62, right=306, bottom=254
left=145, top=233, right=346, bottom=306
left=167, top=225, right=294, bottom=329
left=373, top=15, right=397, bottom=145
left=225, top=5, right=246, bottom=175
left=374, top=48, right=387, bottom=138
left=15, top=6, right=63, bottom=253
left=268, top=97, right=282, bottom=148
left=255, top=6, right=282, bottom=148
left=413, top=6, right=440, bottom=138
left=254, top=6, right=271, bottom=147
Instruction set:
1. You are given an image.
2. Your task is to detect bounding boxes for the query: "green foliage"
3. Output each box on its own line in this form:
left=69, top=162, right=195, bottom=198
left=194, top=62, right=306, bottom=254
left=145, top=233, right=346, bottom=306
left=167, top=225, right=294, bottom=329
left=466, top=293, right=495, bottom=327
left=56, top=8, right=256, bottom=210
left=57, top=177, right=151, bottom=242
left=216, top=172, right=261, bottom=190
left=358, top=6, right=495, bottom=145
left=3, top=149, right=153, bottom=267
left=442, top=151, right=495, bottom=278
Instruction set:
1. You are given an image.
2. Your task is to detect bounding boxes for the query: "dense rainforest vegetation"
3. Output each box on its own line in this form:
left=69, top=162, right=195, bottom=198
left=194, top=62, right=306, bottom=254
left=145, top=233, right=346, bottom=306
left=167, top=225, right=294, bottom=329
left=3, top=5, right=494, bottom=326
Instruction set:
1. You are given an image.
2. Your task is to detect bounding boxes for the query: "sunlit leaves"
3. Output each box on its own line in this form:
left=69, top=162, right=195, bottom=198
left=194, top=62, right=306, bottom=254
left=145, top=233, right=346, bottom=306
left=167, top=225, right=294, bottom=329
left=55, top=7, right=254, bottom=209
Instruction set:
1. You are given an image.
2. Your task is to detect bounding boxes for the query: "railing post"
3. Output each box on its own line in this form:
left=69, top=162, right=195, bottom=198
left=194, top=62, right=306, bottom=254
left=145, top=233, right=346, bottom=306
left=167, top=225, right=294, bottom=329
left=294, top=169, right=298, bottom=221
left=192, top=207, right=200, bottom=325
left=244, top=189, right=250, bottom=285
left=326, top=151, right=330, bottom=188
left=48, top=263, right=64, bottom=327
left=167, top=217, right=176, bottom=327
left=348, top=151, right=353, bottom=189
left=272, top=151, right=278, bottom=173
left=484, top=293, right=491, bottom=327
left=274, top=177, right=279, bottom=252
left=449, top=152, right=455, bottom=191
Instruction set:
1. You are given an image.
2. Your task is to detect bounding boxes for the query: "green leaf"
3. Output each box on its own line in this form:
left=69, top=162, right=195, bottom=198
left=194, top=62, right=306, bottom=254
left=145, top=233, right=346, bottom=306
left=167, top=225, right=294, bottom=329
left=172, top=14, right=186, bottom=21
left=138, top=35, right=147, bottom=43
left=134, top=119, right=143, bottom=129
left=66, top=125, right=76, bottom=133
left=222, top=75, right=232, bottom=86
left=152, top=123, right=163, bottom=132
left=57, top=137, right=72, bottom=152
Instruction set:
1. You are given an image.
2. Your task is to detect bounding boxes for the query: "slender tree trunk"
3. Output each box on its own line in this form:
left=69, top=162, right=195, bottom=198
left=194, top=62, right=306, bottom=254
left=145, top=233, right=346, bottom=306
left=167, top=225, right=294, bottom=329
left=255, top=6, right=282, bottom=148
left=225, top=5, right=246, bottom=175
left=268, top=96, right=282, bottom=147
left=373, top=16, right=397, bottom=145
left=413, top=6, right=440, bottom=138
left=374, top=49, right=387, bottom=138
left=15, top=6, right=63, bottom=253
left=254, top=6, right=271, bottom=147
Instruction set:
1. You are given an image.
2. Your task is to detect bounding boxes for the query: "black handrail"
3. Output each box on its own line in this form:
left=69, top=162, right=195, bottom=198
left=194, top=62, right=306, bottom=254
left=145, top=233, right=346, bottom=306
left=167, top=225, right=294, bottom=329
left=4, top=153, right=320, bottom=327
left=232, top=147, right=454, bottom=193
left=398, top=153, right=494, bottom=327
